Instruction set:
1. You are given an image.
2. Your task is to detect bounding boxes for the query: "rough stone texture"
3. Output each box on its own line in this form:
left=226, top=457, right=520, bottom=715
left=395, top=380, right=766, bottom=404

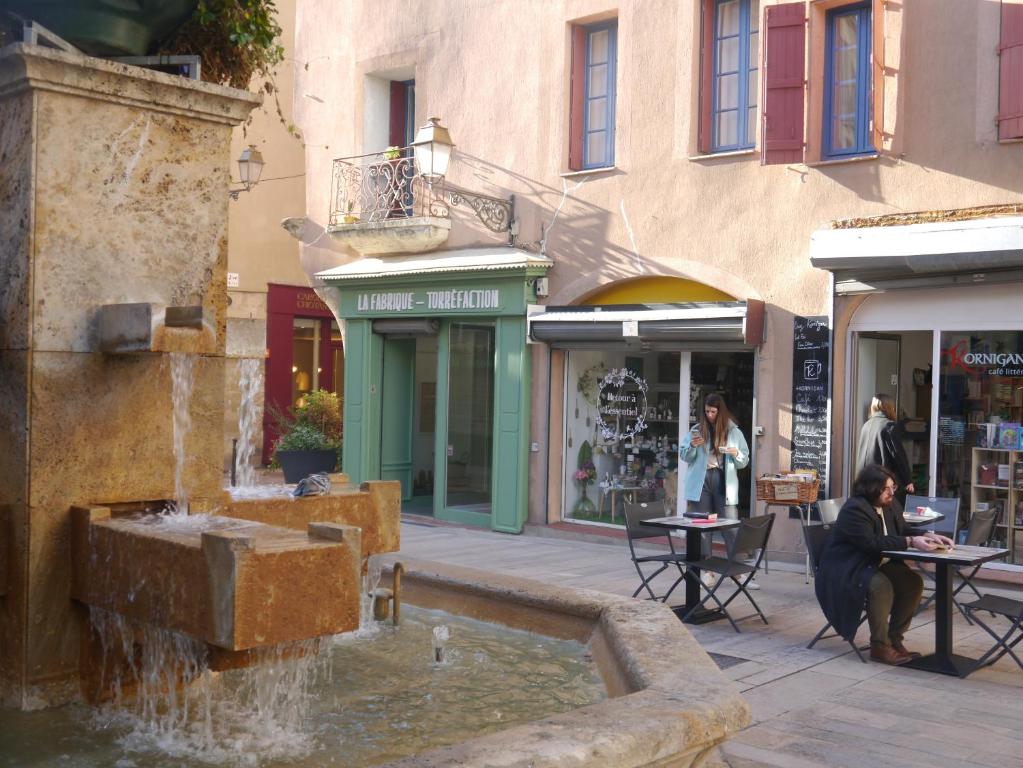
left=0, top=89, right=32, bottom=352
left=0, top=45, right=259, bottom=708
left=71, top=509, right=361, bottom=651
left=376, top=559, right=751, bottom=768
left=326, top=216, right=451, bottom=256
left=224, top=480, right=401, bottom=559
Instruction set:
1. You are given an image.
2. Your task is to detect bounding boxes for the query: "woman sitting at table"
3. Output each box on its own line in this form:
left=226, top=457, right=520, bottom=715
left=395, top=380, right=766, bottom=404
left=814, top=464, right=954, bottom=665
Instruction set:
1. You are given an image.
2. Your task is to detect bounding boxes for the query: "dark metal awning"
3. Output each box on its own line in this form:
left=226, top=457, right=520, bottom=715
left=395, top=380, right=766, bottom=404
left=527, top=301, right=765, bottom=349
left=810, top=216, right=1023, bottom=294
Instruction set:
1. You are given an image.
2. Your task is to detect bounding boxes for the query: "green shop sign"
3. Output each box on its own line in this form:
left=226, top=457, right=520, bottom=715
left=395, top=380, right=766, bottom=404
left=355, top=287, right=502, bottom=313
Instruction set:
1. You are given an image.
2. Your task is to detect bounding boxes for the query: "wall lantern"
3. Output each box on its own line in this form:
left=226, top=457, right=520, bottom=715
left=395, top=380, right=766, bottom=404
left=411, top=117, right=515, bottom=240
left=411, top=117, right=453, bottom=181
left=229, top=145, right=265, bottom=200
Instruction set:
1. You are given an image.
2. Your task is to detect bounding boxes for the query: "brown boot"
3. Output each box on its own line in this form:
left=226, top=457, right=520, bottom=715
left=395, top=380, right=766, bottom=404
left=870, top=642, right=912, bottom=665
left=891, top=640, right=921, bottom=659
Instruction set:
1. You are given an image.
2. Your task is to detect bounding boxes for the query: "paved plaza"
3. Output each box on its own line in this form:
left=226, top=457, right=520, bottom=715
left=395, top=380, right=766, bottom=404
left=394, top=518, right=1023, bottom=768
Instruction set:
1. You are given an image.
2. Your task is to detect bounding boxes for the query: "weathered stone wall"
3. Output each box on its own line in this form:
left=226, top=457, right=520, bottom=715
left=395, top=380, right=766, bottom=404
left=0, top=44, right=258, bottom=708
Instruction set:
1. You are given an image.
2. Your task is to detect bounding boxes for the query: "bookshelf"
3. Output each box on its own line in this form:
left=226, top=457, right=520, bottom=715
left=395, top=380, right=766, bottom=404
left=970, top=447, right=1023, bottom=563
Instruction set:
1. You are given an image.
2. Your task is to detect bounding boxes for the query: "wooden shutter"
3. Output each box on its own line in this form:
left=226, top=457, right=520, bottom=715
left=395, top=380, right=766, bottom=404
left=761, top=2, right=806, bottom=165
left=871, top=0, right=885, bottom=151
left=698, top=0, right=715, bottom=154
left=388, top=81, right=407, bottom=148
left=568, top=25, right=587, bottom=170
left=998, top=0, right=1023, bottom=140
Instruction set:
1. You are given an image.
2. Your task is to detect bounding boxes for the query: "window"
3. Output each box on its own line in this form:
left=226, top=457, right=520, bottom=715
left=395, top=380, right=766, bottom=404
left=823, top=3, right=873, bottom=157
left=570, top=21, right=617, bottom=169
left=710, top=0, right=759, bottom=151
left=389, top=79, right=415, bottom=149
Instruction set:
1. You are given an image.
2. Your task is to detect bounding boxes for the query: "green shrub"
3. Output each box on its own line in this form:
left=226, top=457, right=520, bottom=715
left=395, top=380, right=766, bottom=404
left=271, top=390, right=343, bottom=466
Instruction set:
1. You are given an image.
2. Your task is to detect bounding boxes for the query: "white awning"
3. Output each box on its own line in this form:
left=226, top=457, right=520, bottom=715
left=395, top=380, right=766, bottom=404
left=316, top=246, right=553, bottom=281
left=527, top=301, right=765, bottom=349
left=810, top=216, right=1023, bottom=294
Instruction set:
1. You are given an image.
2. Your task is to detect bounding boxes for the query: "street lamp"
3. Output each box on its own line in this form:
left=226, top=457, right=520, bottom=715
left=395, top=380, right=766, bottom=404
left=229, top=145, right=265, bottom=199
left=410, top=117, right=515, bottom=240
left=411, top=116, right=453, bottom=181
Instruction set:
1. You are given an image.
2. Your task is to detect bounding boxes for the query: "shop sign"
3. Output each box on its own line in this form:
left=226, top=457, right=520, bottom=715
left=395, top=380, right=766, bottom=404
left=355, top=288, right=502, bottom=313
left=944, top=340, right=1023, bottom=376
left=596, top=368, right=649, bottom=442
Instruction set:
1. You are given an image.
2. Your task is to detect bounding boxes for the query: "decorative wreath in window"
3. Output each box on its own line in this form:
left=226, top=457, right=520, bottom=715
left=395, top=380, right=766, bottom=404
left=596, top=368, right=649, bottom=442
left=576, top=362, right=609, bottom=407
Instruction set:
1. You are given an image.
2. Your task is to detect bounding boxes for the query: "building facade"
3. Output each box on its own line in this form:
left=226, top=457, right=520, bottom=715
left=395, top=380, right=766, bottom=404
left=291, top=0, right=1023, bottom=562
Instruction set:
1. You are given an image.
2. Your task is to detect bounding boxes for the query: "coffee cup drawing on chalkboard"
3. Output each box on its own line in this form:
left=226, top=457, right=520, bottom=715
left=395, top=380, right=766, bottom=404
left=803, top=359, right=822, bottom=381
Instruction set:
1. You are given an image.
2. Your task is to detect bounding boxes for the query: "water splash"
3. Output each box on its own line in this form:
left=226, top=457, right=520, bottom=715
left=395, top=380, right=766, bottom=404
left=235, top=358, right=263, bottom=488
left=89, top=607, right=326, bottom=765
left=169, top=353, right=196, bottom=515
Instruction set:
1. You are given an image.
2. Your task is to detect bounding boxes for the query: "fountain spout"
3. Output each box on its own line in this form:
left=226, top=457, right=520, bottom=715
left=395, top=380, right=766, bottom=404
left=97, top=302, right=216, bottom=355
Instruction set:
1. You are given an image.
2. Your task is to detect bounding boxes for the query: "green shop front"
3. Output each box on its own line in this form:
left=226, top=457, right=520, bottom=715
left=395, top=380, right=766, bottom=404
left=317, top=249, right=552, bottom=531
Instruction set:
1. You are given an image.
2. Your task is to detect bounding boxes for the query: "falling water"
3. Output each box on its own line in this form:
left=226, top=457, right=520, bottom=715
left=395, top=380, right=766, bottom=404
left=169, top=352, right=196, bottom=514
left=89, top=607, right=326, bottom=764
left=235, top=358, right=263, bottom=488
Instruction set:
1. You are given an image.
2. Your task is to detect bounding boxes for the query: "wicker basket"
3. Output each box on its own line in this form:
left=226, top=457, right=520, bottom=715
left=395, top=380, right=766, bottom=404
left=756, top=477, right=821, bottom=503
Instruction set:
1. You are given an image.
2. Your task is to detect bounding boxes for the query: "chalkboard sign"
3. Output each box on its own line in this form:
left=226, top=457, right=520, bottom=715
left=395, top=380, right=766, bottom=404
left=792, top=316, right=830, bottom=503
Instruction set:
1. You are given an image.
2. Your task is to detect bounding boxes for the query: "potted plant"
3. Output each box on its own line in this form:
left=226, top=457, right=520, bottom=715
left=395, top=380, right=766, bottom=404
left=573, top=440, right=598, bottom=515
left=342, top=199, right=359, bottom=225
left=272, top=389, right=343, bottom=483
left=383, top=145, right=402, bottom=161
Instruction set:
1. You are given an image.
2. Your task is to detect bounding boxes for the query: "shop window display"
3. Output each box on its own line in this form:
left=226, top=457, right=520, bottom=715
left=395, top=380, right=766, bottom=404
left=563, top=349, right=754, bottom=524
left=939, top=331, right=1023, bottom=561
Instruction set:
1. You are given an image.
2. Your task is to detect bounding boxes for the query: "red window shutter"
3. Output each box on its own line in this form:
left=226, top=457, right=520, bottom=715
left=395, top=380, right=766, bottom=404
left=568, top=25, right=586, bottom=170
left=388, top=81, right=407, bottom=147
left=698, top=0, right=715, bottom=153
left=998, top=0, right=1023, bottom=140
left=761, top=2, right=806, bottom=165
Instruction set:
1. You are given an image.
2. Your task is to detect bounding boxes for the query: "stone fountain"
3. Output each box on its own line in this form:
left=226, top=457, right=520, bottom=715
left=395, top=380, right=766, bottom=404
left=0, top=43, right=398, bottom=710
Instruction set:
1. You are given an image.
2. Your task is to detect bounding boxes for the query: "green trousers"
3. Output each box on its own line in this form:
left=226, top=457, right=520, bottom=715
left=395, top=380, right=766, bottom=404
left=866, top=561, right=924, bottom=646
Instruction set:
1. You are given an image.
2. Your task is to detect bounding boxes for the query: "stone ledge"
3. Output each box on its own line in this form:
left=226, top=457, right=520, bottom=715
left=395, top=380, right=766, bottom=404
left=326, top=216, right=451, bottom=256
left=378, top=558, right=751, bottom=768
left=0, top=44, right=259, bottom=125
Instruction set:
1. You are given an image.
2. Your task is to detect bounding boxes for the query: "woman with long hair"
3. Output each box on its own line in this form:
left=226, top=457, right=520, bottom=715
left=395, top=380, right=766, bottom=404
left=680, top=394, right=750, bottom=571
left=815, top=464, right=953, bottom=665
left=855, top=393, right=915, bottom=499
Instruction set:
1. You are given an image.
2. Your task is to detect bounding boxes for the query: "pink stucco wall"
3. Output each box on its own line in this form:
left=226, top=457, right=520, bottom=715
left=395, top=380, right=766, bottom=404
left=293, top=0, right=1021, bottom=553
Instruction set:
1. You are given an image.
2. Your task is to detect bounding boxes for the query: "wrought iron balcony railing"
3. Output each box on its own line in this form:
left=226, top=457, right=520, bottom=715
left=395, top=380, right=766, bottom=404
left=329, top=149, right=446, bottom=228
left=329, top=146, right=514, bottom=238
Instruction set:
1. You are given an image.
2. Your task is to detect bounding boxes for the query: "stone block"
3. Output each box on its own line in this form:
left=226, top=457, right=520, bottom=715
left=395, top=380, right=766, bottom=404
left=224, top=479, right=400, bottom=559
left=72, top=512, right=361, bottom=651
left=327, top=216, right=452, bottom=256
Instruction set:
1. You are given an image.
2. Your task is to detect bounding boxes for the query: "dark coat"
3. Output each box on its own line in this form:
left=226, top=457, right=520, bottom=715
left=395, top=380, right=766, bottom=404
left=855, top=413, right=913, bottom=487
left=813, top=496, right=917, bottom=641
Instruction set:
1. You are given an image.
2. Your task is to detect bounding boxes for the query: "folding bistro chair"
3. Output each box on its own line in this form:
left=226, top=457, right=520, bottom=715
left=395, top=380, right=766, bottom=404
left=681, top=513, right=775, bottom=632
left=815, top=497, right=846, bottom=525
left=961, top=594, right=1023, bottom=676
left=918, top=507, right=999, bottom=621
left=623, top=502, right=688, bottom=603
left=804, top=522, right=869, bottom=663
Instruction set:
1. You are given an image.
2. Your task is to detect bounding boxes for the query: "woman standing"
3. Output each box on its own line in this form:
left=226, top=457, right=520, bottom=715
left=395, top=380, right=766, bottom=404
left=855, top=394, right=914, bottom=499
left=680, top=394, right=750, bottom=568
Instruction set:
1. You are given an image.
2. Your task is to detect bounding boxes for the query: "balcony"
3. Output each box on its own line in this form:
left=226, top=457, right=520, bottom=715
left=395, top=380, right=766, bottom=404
left=328, top=149, right=452, bottom=255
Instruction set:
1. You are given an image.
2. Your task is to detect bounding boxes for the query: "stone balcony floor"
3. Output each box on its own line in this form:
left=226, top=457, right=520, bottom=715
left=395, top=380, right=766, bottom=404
left=396, top=517, right=1023, bottom=768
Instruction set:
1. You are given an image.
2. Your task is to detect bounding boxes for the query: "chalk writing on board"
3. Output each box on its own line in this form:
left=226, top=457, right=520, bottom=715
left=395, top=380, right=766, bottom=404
left=791, top=316, right=830, bottom=499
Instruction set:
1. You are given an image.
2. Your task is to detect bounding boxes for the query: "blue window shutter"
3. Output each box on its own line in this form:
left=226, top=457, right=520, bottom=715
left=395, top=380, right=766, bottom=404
left=582, top=21, right=617, bottom=169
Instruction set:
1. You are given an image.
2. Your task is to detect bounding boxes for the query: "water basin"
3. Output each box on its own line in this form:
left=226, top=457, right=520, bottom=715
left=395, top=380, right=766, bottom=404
left=0, top=605, right=604, bottom=767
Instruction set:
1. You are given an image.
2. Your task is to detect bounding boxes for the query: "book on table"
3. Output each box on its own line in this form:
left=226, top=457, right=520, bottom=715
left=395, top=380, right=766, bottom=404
left=683, top=511, right=718, bottom=521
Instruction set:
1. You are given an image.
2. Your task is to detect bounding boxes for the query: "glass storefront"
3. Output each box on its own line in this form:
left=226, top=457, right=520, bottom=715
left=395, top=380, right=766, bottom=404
left=447, top=322, right=495, bottom=513
left=562, top=348, right=754, bottom=525
left=938, top=331, right=1023, bottom=559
